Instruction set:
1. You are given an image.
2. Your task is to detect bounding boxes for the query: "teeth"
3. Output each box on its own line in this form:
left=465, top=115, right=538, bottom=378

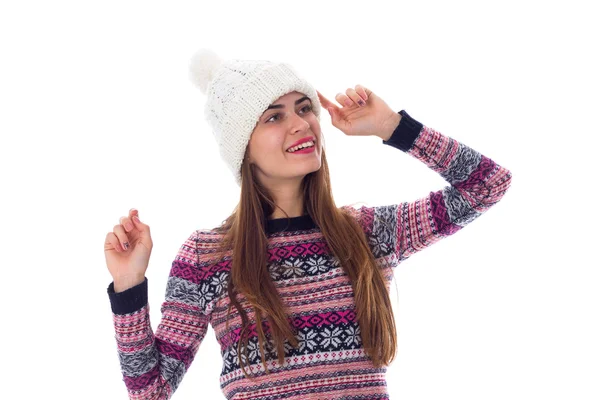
left=287, top=140, right=314, bottom=152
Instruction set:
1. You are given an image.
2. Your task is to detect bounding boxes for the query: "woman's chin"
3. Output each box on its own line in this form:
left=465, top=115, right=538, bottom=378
left=279, top=165, right=321, bottom=180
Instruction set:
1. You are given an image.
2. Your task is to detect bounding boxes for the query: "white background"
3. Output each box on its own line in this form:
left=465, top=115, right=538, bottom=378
left=1, top=0, right=598, bottom=399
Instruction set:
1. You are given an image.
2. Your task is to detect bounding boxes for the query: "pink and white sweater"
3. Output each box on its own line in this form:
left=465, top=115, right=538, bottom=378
left=107, top=110, right=513, bottom=399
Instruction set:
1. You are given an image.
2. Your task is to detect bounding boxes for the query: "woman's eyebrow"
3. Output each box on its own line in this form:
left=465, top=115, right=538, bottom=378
left=266, top=96, right=311, bottom=110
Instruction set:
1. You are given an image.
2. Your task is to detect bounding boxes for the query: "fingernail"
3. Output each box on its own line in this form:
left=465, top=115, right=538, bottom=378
left=358, top=99, right=365, bottom=106
left=133, top=216, right=140, bottom=223
left=122, top=242, right=129, bottom=251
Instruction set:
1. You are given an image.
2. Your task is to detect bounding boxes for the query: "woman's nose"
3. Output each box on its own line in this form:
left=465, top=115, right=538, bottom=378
left=289, top=113, right=310, bottom=132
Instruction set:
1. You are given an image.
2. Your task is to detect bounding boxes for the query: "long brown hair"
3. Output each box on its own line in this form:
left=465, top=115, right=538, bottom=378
left=212, top=144, right=398, bottom=380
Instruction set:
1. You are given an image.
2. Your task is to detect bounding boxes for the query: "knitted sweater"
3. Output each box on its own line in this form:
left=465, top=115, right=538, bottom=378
left=107, top=110, right=512, bottom=399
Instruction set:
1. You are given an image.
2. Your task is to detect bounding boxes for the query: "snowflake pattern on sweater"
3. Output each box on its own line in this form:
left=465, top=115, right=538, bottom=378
left=107, top=110, right=512, bottom=399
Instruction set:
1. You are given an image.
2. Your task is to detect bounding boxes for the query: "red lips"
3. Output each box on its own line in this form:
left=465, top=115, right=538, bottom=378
left=286, top=136, right=315, bottom=151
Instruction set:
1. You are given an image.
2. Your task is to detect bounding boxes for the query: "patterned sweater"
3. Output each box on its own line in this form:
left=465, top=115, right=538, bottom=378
left=107, top=110, right=513, bottom=399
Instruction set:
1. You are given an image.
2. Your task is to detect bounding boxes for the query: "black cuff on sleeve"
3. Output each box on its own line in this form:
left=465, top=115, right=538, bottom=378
left=107, top=277, right=148, bottom=315
left=382, top=110, right=423, bottom=152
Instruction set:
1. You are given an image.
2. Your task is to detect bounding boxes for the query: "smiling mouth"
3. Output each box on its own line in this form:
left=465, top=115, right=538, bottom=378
left=286, top=140, right=316, bottom=153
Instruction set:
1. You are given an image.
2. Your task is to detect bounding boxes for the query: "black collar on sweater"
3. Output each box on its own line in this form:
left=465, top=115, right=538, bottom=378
left=265, top=214, right=317, bottom=234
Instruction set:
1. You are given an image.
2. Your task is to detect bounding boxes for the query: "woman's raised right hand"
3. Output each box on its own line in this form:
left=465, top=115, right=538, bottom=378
left=104, top=208, right=153, bottom=292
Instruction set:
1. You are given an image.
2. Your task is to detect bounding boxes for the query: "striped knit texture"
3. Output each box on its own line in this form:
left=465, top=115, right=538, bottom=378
left=108, top=111, right=512, bottom=399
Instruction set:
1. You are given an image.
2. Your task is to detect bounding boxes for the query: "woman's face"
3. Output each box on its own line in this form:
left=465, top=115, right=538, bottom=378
left=247, top=91, right=322, bottom=186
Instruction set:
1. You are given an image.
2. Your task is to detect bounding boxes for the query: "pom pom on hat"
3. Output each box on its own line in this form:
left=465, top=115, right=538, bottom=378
left=188, top=48, right=224, bottom=94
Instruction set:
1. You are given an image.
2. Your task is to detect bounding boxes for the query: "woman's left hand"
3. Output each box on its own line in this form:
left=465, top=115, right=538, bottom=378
left=317, top=85, right=400, bottom=139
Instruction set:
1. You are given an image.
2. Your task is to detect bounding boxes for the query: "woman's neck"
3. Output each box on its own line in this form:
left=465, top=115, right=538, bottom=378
left=260, top=176, right=306, bottom=220
left=268, top=199, right=305, bottom=220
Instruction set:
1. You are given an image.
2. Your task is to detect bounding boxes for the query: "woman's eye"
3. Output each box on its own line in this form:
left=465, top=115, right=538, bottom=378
left=266, top=114, right=280, bottom=123
left=301, top=104, right=313, bottom=113
left=266, top=104, right=312, bottom=123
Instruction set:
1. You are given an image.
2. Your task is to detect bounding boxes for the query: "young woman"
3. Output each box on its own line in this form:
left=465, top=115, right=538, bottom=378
left=104, top=49, right=512, bottom=399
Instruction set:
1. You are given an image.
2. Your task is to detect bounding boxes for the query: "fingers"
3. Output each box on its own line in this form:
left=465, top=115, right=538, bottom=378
left=119, top=216, right=134, bottom=233
left=118, top=208, right=140, bottom=233
left=332, top=87, right=367, bottom=109
left=344, top=85, right=368, bottom=107
left=130, top=209, right=147, bottom=232
left=318, top=85, right=370, bottom=121
left=335, top=92, right=354, bottom=107
left=317, top=90, right=339, bottom=121
left=317, top=90, right=336, bottom=110
left=354, top=84, right=370, bottom=101
left=105, top=208, right=144, bottom=253
left=105, top=232, right=122, bottom=253
left=129, top=208, right=142, bottom=226
left=111, top=225, right=130, bottom=252
left=115, top=209, right=139, bottom=251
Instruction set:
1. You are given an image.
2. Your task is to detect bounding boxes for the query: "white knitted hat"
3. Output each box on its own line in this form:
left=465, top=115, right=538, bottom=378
left=188, top=48, right=323, bottom=187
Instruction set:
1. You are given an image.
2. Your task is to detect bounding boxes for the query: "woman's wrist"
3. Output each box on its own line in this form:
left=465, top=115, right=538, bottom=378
left=377, top=111, right=402, bottom=141
left=113, top=275, right=145, bottom=293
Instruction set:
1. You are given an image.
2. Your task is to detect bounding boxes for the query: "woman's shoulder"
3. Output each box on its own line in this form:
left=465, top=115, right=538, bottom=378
left=195, top=226, right=224, bottom=237
left=191, top=226, right=232, bottom=264
left=339, top=202, right=370, bottom=219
